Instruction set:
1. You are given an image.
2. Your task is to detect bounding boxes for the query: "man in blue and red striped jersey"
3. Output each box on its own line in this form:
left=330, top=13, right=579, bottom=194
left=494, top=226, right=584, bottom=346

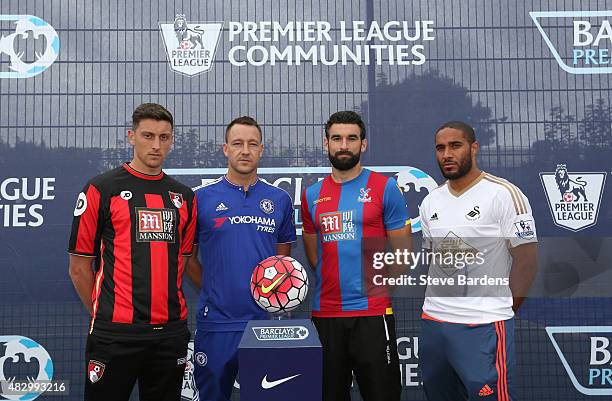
left=68, top=103, right=197, bottom=401
left=301, top=110, right=412, bottom=401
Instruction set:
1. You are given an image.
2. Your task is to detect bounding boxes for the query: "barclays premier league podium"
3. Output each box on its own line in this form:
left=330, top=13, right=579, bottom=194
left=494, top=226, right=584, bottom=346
left=238, top=319, right=322, bottom=401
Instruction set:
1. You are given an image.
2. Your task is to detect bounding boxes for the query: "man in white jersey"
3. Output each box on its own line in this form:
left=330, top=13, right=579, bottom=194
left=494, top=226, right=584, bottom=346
left=419, top=121, right=538, bottom=401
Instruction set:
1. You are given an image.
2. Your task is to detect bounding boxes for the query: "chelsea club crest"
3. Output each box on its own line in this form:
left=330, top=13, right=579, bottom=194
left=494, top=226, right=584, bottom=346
left=260, top=199, right=274, bottom=214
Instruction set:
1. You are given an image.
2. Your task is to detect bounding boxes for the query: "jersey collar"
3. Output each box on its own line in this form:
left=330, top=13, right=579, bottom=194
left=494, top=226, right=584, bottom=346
left=446, top=171, right=485, bottom=197
left=123, top=163, right=165, bottom=181
left=222, top=175, right=260, bottom=190
left=327, top=167, right=368, bottom=186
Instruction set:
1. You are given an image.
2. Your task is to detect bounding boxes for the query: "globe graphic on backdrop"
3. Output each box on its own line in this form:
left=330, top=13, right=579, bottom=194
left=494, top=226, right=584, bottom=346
left=395, top=167, right=439, bottom=232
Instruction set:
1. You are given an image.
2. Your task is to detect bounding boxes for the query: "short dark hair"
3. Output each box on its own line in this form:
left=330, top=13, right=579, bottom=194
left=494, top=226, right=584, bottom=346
left=325, top=111, right=366, bottom=140
left=435, top=121, right=476, bottom=144
left=225, top=116, right=263, bottom=142
left=132, top=103, right=173, bottom=130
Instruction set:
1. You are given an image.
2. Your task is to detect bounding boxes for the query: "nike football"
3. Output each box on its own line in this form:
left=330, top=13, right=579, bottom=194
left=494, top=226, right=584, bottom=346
left=250, top=255, right=309, bottom=313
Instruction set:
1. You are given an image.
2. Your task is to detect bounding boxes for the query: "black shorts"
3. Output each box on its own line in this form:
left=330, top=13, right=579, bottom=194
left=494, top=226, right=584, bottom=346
left=312, top=314, right=401, bottom=401
left=84, top=331, right=190, bottom=401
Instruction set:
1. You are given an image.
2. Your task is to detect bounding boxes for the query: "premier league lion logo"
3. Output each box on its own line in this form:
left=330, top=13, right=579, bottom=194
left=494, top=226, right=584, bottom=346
left=173, top=14, right=204, bottom=49
left=555, top=164, right=588, bottom=202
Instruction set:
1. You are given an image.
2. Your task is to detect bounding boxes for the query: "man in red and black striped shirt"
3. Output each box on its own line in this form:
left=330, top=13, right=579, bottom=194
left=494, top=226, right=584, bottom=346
left=68, top=103, right=197, bottom=401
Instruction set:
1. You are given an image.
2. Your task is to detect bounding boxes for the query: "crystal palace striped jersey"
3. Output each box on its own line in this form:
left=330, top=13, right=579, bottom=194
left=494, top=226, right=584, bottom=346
left=68, top=163, right=197, bottom=337
left=301, top=168, right=410, bottom=317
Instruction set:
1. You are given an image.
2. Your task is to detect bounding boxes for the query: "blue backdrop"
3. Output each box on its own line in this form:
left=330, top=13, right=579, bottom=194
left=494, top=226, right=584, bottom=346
left=1, top=1, right=611, bottom=400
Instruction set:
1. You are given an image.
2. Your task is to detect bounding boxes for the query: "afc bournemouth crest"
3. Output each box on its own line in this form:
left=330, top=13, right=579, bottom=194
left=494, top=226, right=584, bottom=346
left=88, top=360, right=105, bottom=383
left=169, top=191, right=184, bottom=208
left=159, top=14, right=223, bottom=76
left=540, top=164, right=606, bottom=232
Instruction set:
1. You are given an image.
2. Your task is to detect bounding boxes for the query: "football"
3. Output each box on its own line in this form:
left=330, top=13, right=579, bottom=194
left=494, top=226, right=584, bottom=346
left=250, top=255, right=309, bottom=313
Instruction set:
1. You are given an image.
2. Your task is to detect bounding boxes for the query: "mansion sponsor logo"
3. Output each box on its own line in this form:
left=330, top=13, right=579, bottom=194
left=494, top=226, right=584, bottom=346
left=161, top=16, right=435, bottom=71
left=0, top=15, right=59, bottom=78
left=252, top=326, right=309, bottom=341
left=319, top=210, right=355, bottom=242
left=160, top=14, right=223, bottom=76
left=135, top=208, right=176, bottom=242
left=531, top=10, right=612, bottom=74
left=1, top=177, right=55, bottom=227
left=540, top=164, right=606, bottom=231
left=164, top=166, right=438, bottom=234
left=546, top=326, right=612, bottom=396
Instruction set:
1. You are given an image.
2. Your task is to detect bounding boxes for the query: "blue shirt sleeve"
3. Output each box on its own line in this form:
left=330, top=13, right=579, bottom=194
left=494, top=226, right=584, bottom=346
left=383, top=177, right=410, bottom=231
left=277, top=192, right=297, bottom=243
left=194, top=189, right=203, bottom=246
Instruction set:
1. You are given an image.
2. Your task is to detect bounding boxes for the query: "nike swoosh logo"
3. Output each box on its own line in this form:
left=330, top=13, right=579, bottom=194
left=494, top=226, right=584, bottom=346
left=261, top=373, right=301, bottom=389
left=261, top=273, right=286, bottom=294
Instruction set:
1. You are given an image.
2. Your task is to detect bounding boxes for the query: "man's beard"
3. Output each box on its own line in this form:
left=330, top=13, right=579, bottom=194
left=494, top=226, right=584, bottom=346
left=439, top=154, right=472, bottom=179
left=329, top=150, right=361, bottom=171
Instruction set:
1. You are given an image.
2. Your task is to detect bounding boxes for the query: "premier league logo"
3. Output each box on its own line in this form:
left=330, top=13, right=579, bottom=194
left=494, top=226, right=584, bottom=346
left=514, top=219, right=535, bottom=239
left=540, top=164, right=606, bottom=231
left=159, top=14, right=223, bottom=76
left=181, top=341, right=198, bottom=401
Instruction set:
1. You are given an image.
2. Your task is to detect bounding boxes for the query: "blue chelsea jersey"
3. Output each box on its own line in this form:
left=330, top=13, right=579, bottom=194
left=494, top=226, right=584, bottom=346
left=194, top=176, right=297, bottom=331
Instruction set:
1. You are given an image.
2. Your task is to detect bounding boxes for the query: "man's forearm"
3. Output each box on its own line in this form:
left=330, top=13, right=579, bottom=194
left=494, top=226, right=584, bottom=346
left=509, top=261, right=538, bottom=312
left=69, top=264, right=94, bottom=315
left=186, top=257, right=203, bottom=289
left=509, top=243, right=538, bottom=312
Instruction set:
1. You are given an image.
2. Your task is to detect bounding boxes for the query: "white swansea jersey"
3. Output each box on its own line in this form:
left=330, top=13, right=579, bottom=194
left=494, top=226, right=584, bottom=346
left=419, top=172, right=538, bottom=324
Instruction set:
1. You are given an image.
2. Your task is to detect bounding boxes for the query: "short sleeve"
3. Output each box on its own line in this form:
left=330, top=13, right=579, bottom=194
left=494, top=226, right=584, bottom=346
left=383, top=178, right=410, bottom=231
left=419, top=202, right=433, bottom=250
left=498, top=187, right=538, bottom=248
left=193, top=189, right=203, bottom=246
left=68, top=182, right=103, bottom=257
left=277, top=193, right=297, bottom=243
left=300, top=190, right=315, bottom=234
left=181, top=195, right=197, bottom=256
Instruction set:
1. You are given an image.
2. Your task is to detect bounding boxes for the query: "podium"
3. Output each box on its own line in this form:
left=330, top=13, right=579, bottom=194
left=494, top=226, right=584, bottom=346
left=238, top=319, right=322, bottom=401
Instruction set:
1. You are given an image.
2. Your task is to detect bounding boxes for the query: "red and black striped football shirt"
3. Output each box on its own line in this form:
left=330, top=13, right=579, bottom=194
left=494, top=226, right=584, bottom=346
left=69, top=163, right=197, bottom=337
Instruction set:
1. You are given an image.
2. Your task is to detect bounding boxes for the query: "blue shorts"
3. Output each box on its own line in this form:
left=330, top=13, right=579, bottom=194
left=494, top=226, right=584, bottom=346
left=193, top=330, right=242, bottom=401
left=420, top=316, right=516, bottom=401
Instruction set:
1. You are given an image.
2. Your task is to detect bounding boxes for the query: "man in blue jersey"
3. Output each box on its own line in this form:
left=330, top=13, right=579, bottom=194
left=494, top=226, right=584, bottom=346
left=301, top=111, right=412, bottom=401
left=186, top=116, right=297, bottom=401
